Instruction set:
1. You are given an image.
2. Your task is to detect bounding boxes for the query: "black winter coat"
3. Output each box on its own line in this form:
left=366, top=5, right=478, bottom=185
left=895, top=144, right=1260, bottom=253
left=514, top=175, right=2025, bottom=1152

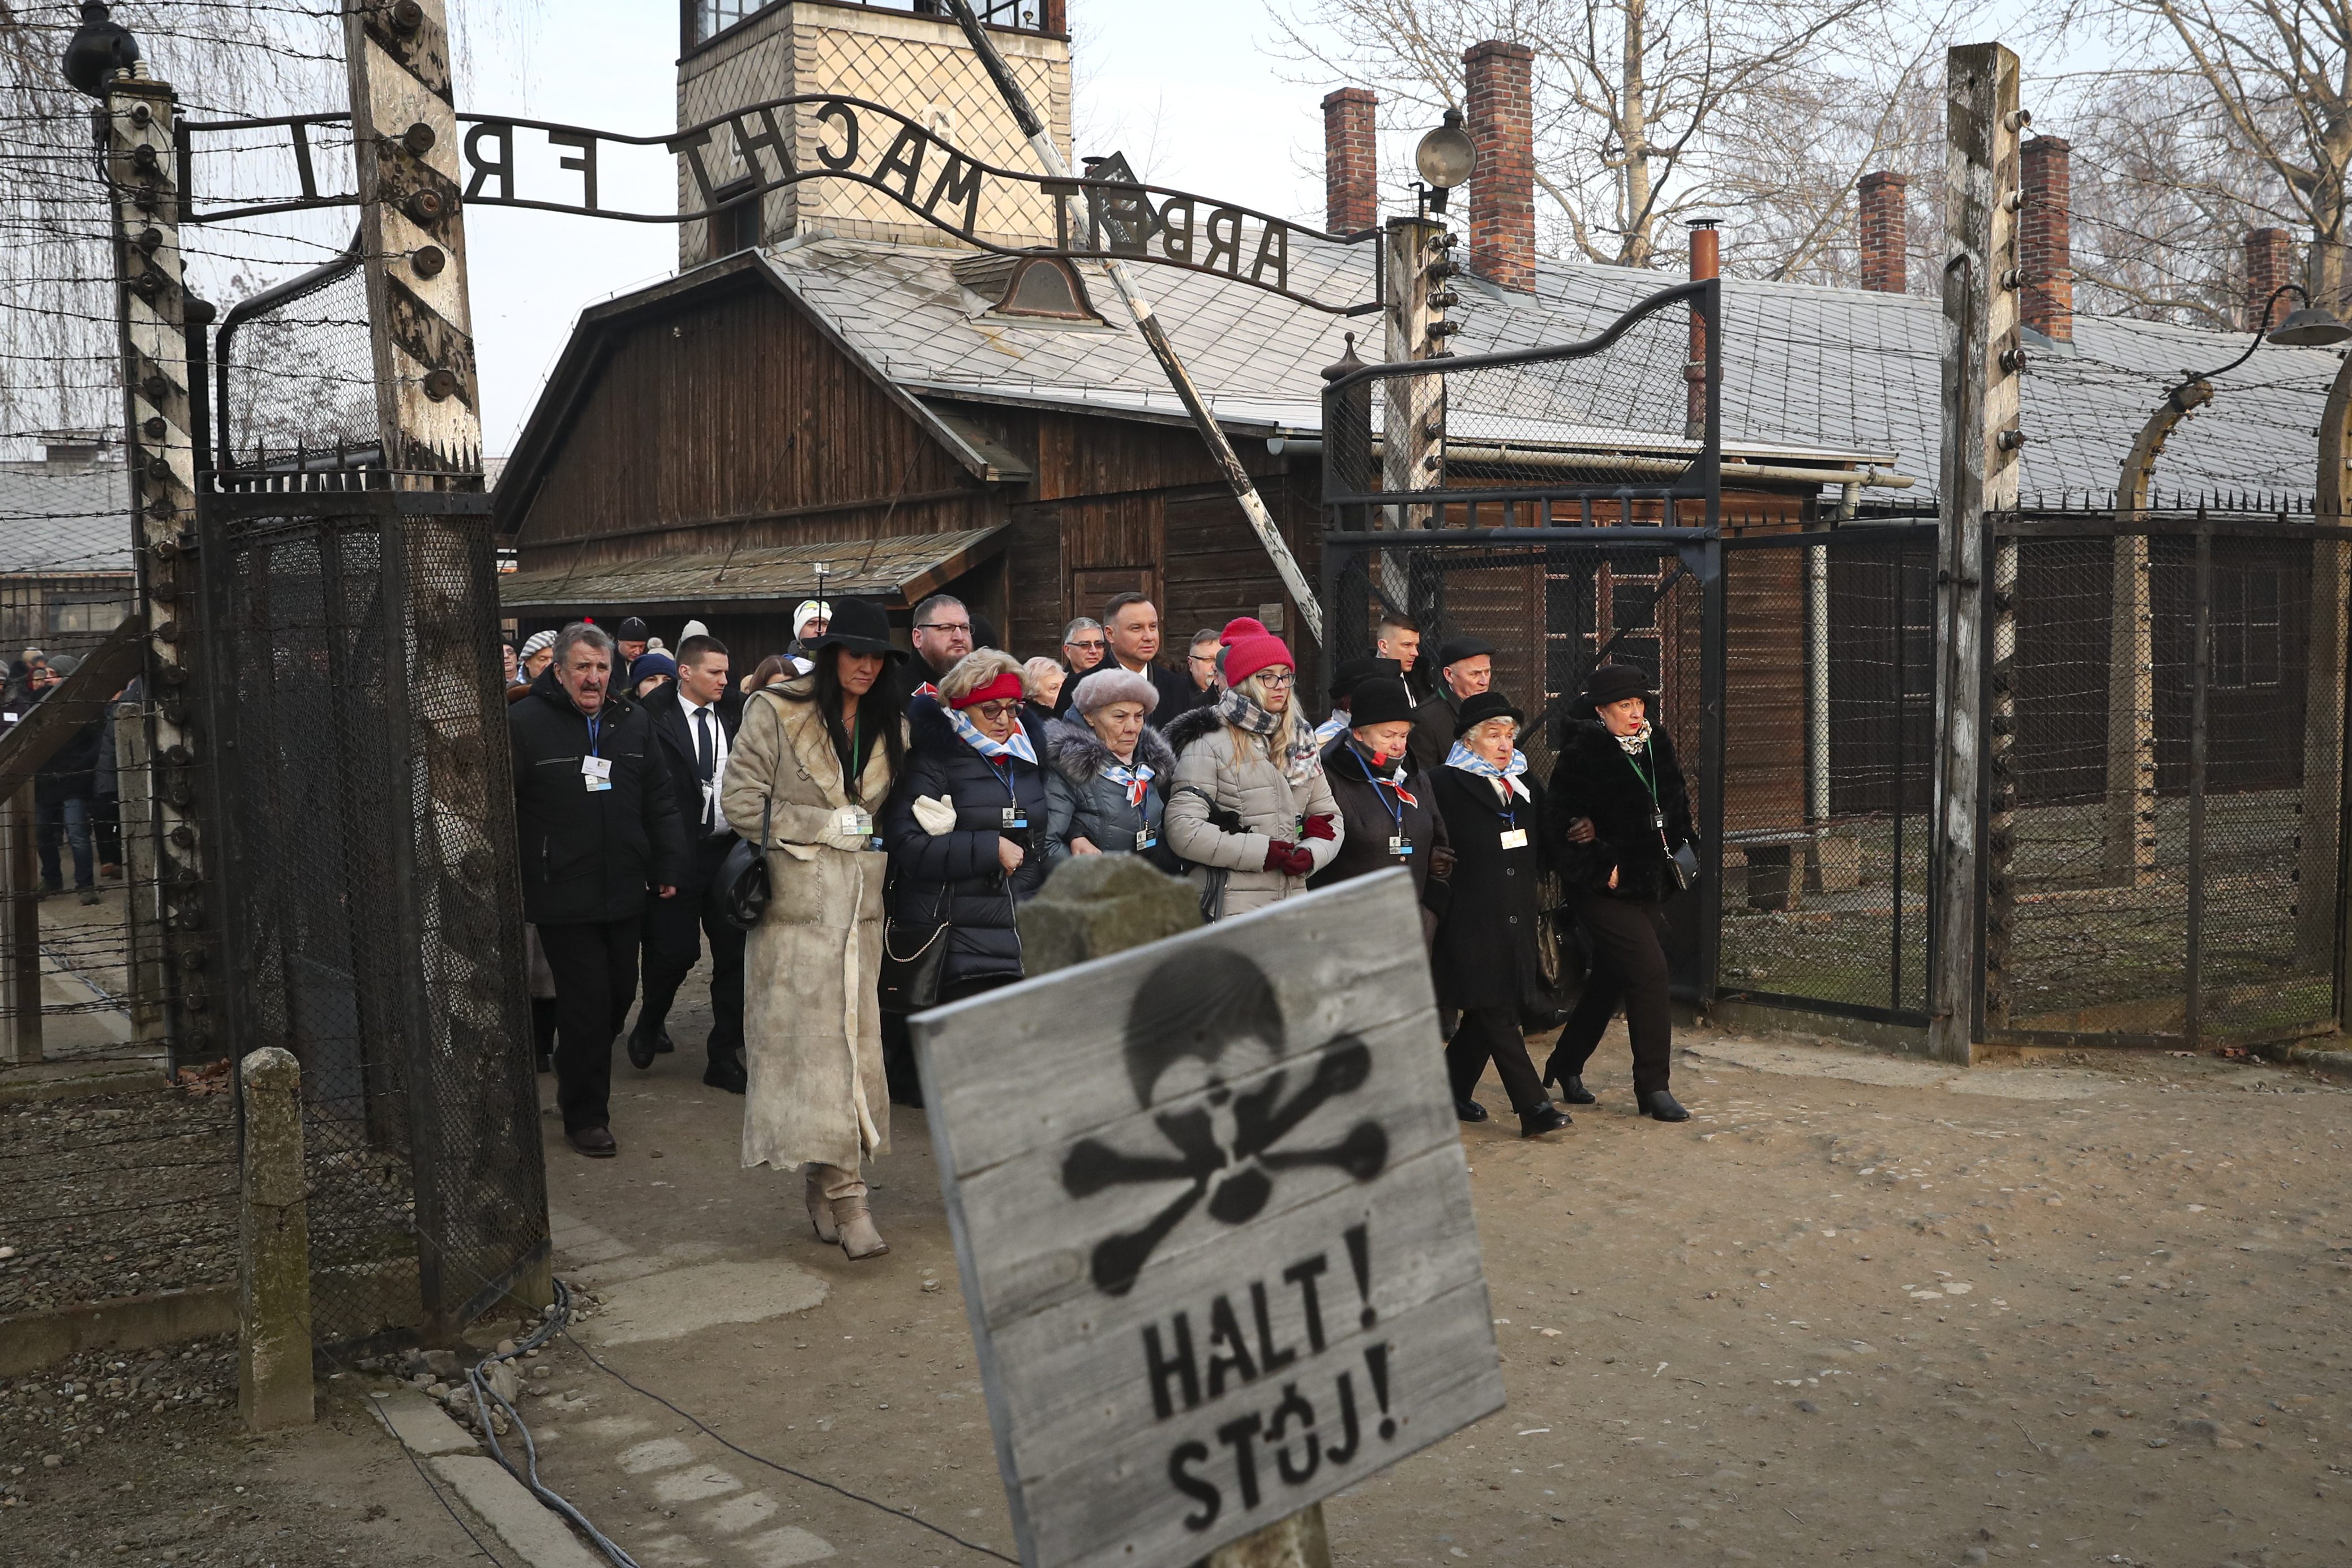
left=1545, top=719, right=1697, bottom=903
left=34, top=708, right=101, bottom=807
left=1406, top=689, right=1463, bottom=778
left=881, top=696, right=1068, bottom=989
left=1309, top=733, right=1451, bottom=922
left=509, top=670, right=689, bottom=926
left=637, top=681, right=740, bottom=881
left=1429, top=766, right=1556, bottom=1011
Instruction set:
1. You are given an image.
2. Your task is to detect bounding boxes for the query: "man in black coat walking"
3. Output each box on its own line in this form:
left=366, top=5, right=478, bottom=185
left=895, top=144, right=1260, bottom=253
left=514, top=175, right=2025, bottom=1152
left=627, top=634, right=748, bottom=1094
left=1407, top=636, right=1496, bottom=776
left=511, top=623, right=688, bottom=1157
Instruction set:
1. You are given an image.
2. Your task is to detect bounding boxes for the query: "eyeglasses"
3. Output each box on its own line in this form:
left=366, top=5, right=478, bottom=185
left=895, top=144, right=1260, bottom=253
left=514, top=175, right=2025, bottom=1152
left=1187, top=651, right=1216, bottom=665
left=1256, top=671, right=1295, bottom=688
left=919, top=621, right=972, bottom=636
left=1066, top=639, right=1107, bottom=652
left=970, top=700, right=1023, bottom=720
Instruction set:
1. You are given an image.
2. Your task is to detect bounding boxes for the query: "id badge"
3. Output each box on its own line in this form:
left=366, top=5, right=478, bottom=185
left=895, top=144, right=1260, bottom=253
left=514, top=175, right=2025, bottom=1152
left=1136, top=829, right=1155, bottom=851
left=1649, top=807, right=1667, bottom=832
left=1499, top=827, right=1530, bottom=850
left=1389, top=834, right=1412, bottom=858
left=1003, top=807, right=1028, bottom=830
left=581, top=755, right=613, bottom=793
left=839, top=807, right=873, bottom=839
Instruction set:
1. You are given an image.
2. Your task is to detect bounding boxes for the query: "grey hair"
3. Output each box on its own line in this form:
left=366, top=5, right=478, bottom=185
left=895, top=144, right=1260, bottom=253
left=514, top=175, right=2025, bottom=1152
left=1061, top=616, right=1102, bottom=643
left=554, top=622, right=615, bottom=666
left=1022, top=656, right=1066, bottom=701
left=939, top=647, right=1024, bottom=706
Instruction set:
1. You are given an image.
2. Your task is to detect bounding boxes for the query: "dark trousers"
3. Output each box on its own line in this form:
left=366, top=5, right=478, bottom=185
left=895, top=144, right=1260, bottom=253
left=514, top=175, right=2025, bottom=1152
left=1445, top=1005, right=1548, bottom=1115
left=636, top=841, right=746, bottom=1065
left=538, top=916, right=641, bottom=1133
left=1548, top=894, right=1674, bottom=1096
left=36, top=797, right=92, bottom=890
left=91, top=795, right=121, bottom=869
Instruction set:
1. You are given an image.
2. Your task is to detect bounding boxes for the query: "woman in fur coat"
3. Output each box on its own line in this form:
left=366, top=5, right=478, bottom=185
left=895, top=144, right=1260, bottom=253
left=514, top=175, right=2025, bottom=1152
left=1162, top=628, right=1342, bottom=919
left=721, top=598, right=911, bottom=1261
left=1043, top=667, right=1179, bottom=871
left=1541, top=661, right=1697, bottom=1123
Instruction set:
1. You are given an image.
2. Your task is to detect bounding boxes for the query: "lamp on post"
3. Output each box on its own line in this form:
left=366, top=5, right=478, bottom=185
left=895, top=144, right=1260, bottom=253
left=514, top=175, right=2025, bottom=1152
left=2185, top=283, right=2352, bottom=384
left=61, top=2, right=141, bottom=97
left=1413, top=108, right=1477, bottom=218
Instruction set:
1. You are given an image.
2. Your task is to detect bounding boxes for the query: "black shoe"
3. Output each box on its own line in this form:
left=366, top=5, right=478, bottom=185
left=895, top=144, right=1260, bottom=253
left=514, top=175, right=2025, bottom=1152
left=1552, top=1073, right=1595, bottom=1106
left=654, top=1027, right=675, bottom=1055
left=1519, top=1103, right=1573, bottom=1138
left=626, top=1025, right=658, bottom=1071
left=702, top=1057, right=747, bottom=1094
left=566, top=1126, right=619, bottom=1158
left=1454, top=1097, right=1489, bottom=1124
left=1643, top=1089, right=1691, bottom=1123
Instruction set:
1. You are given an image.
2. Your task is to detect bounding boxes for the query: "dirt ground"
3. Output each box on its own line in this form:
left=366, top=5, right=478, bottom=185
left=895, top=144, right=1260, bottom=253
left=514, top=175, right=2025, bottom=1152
left=10, top=1008, right=2352, bottom=1568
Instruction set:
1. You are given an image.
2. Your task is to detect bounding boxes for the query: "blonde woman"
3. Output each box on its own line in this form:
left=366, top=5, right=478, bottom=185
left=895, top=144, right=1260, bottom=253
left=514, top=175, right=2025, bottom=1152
left=1162, top=625, right=1342, bottom=919
left=720, top=598, right=910, bottom=1261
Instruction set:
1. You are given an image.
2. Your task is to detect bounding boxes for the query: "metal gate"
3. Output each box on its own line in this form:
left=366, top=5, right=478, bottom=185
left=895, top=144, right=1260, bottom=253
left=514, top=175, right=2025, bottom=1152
left=197, top=266, right=547, bottom=1347
left=1977, top=508, right=2350, bottom=1048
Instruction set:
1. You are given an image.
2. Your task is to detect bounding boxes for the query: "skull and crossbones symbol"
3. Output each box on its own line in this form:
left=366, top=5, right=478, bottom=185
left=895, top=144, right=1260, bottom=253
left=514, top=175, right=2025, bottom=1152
left=1063, top=947, right=1388, bottom=1296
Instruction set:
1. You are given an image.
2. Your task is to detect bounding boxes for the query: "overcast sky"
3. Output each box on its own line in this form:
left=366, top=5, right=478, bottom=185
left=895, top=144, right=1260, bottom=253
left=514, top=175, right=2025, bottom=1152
left=457, top=0, right=1338, bottom=458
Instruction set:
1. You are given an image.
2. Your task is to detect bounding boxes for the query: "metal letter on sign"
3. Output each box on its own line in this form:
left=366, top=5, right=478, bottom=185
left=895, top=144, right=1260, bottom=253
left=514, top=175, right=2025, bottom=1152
left=912, top=872, right=1505, bottom=1568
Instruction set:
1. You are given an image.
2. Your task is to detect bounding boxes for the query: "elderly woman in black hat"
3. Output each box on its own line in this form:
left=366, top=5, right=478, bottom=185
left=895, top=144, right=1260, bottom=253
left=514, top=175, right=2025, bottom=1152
left=1309, top=675, right=1452, bottom=946
left=721, top=597, right=912, bottom=1259
left=1430, top=691, right=1573, bottom=1138
left=1541, top=662, right=1697, bottom=1122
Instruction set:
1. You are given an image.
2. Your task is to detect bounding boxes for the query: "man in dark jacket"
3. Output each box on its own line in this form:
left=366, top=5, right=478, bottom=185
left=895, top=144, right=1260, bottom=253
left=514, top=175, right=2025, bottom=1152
left=510, top=623, right=687, bottom=1157
left=627, top=634, right=747, bottom=1093
left=31, top=654, right=101, bottom=904
left=1407, top=635, right=1496, bottom=776
left=1102, top=592, right=1197, bottom=721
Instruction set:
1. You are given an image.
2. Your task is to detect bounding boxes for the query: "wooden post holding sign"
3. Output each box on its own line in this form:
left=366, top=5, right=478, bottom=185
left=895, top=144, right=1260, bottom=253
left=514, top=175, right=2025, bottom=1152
left=913, top=868, right=1505, bottom=1568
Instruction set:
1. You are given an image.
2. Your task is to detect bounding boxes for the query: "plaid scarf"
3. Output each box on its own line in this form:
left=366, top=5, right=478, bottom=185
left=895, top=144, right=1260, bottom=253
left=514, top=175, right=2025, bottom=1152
left=1102, top=757, right=1154, bottom=808
left=949, top=708, right=1038, bottom=766
left=1218, top=686, right=1322, bottom=785
left=1446, top=740, right=1531, bottom=801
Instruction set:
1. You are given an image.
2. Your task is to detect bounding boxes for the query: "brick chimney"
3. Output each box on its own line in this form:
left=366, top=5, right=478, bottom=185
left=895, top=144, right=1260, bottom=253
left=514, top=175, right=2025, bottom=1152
left=2019, top=134, right=2073, bottom=342
left=1322, top=88, right=1378, bottom=234
left=1857, top=170, right=1908, bottom=293
left=1463, top=40, right=1536, bottom=293
left=2245, top=227, right=2296, bottom=330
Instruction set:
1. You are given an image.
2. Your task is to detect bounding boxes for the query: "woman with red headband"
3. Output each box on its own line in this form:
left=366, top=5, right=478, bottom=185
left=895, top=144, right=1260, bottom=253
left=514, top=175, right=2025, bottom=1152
left=1163, top=624, right=1343, bottom=920
left=881, top=648, right=1068, bottom=1005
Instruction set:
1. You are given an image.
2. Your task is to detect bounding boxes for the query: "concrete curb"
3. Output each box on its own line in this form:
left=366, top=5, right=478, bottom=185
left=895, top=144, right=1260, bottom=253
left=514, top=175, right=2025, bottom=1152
left=369, top=1389, right=606, bottom=1568
left=2268, top=1039, right=2352, bottom=1079
left=0, top=1284, right=235, bottom=1376
left=0, top=1057, right=164, bottom=1107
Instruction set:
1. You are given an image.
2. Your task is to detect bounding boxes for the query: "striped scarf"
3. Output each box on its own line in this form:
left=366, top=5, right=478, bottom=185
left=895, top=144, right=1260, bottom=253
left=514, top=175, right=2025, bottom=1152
left=1102, top=758, right=1154, bottom=808
left=1446, top=740, right=1531, bottom=802
left=949, top=708, right=1038, bottom=766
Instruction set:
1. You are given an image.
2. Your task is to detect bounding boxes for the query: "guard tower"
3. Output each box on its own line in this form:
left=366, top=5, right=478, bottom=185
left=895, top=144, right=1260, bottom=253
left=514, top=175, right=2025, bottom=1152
left=676, top=0, right=1073, bottom=267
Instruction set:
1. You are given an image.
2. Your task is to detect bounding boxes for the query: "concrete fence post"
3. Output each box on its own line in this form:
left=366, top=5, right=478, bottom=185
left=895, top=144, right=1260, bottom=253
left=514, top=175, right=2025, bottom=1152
left=0, top=781, right=41, bottom=1066
left=238, top=1046, right=314, bottom=1431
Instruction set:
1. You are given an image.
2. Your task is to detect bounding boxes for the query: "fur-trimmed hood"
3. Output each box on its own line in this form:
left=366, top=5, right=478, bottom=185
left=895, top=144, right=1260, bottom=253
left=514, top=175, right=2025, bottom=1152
left=1163, top=700, right=1229, bottom=755
left=1043, top=716, right=1176, bottom=786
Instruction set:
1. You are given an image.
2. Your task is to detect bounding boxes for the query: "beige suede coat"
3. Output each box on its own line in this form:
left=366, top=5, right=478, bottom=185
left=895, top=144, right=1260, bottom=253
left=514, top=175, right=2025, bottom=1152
left=720, top=680, right=906, bottom=1173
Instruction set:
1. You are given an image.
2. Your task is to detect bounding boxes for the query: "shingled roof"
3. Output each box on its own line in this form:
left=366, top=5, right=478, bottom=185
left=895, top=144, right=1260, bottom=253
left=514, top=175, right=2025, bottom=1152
left=755, top=230, right=2344, bottom=503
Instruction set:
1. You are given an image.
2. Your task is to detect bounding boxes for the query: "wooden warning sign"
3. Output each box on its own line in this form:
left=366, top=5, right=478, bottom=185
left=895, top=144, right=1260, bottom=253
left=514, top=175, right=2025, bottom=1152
left=911, top=871, right=1505, bottom=1568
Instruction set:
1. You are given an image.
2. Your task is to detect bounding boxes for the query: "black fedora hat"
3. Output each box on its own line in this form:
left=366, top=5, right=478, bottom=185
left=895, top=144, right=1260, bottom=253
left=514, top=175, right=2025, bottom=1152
left=1453, top=689, right=1526, bottom=738
left=1578, top=662, right=1657, bottom=712
left=1329, top=654, right=1402, bottom=701
left=809, top=597, right=905, bottom=659
left=1346, top=676, right=1415, bottom=729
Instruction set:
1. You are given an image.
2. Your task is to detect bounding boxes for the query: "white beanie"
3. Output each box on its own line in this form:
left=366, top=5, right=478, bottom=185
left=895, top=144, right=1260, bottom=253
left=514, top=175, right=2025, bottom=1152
left=680, top=619, right=709, bottom=641
left=791, top=599, right=832, bottom=640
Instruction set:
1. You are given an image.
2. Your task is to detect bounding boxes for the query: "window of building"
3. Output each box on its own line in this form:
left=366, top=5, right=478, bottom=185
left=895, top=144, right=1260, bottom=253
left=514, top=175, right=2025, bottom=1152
left=1000, top=258, right=1093, bottom=319
left=2211, top=565, right=2282, bottom=689
left=709, top=178, right=760, bottom=259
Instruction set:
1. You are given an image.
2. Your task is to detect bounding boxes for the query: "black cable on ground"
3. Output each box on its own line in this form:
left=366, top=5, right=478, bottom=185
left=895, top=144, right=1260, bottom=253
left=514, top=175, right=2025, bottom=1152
left=555, top=1291, right=1019, bottom=1566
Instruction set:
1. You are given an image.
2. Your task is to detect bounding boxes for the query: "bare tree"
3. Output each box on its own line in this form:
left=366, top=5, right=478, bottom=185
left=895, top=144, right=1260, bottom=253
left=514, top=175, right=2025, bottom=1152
left=2049, top=0, right=2349, bottom=314
left=1268, top=0, right=1901, bottom=273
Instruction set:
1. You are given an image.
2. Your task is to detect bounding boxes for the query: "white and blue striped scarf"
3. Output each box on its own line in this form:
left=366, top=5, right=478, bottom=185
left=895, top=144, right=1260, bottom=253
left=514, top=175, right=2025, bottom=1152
left=1445, top=740, right=1531, bottom=801
left=949, top=708, right=1038, bottom=766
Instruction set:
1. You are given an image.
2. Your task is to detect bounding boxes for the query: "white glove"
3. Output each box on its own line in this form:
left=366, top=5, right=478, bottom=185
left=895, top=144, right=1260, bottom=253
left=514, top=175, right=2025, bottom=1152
left=912, top=794, right=958, bottom=837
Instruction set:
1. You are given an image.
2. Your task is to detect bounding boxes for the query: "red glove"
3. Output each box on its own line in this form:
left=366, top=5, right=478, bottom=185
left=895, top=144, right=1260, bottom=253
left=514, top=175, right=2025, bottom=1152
left=1263, top=841, right=1297, bottom=873
left=1282, top=843, right=1317, bottom=877
left=1303, top=814, right=1338, bottom=842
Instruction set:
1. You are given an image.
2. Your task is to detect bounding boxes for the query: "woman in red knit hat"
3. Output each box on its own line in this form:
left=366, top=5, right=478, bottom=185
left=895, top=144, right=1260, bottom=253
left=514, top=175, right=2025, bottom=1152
left=1162, top=630, right=1343, bottom=920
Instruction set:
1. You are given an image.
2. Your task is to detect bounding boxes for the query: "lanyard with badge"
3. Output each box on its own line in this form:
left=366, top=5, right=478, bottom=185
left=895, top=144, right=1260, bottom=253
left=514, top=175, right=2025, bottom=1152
left=579, top=714, right=612, bottom=792
left=1355, top=747, right=1415, bottom=859
left=989, top=754, right=1028, bottom=836
left=834, top=713, right=880, bottom=847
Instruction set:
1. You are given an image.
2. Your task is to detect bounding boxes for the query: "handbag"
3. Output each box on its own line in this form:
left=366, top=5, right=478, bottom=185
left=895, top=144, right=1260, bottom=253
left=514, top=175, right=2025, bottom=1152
left=717, top=797, right=772, bottom=931
left=1669, top=840, right=1700, bottom=893
left=877, top=881, right=951, bottom=1014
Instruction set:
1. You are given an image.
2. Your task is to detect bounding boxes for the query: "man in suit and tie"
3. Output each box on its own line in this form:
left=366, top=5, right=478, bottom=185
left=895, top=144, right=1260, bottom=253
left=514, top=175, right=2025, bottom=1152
left=627, top=633, right=748, bottom=1093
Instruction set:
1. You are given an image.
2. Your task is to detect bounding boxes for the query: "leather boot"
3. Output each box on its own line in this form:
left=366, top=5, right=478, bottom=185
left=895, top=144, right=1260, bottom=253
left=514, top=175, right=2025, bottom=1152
left=804, top=1167, right=839, bottom=1245
left=832, top=1196, right=889, bottom=1261
left=1643, top=1089, right=1692, bottom=1123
